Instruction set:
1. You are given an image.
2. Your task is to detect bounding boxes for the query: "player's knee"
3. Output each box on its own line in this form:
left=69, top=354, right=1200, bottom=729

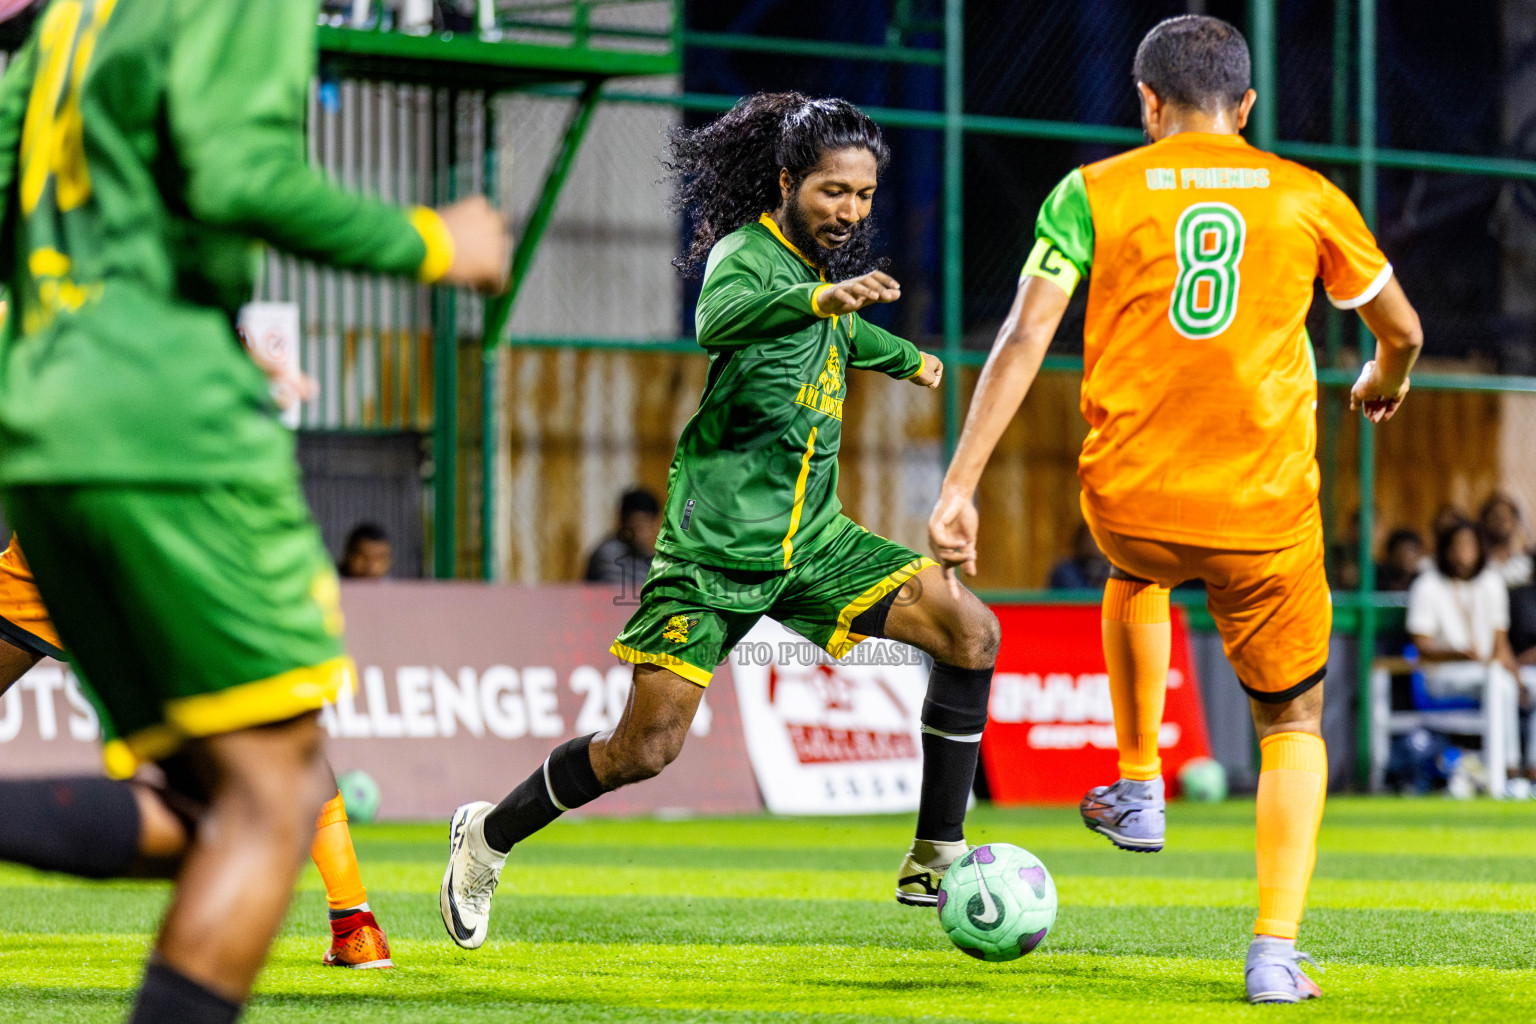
left=939, top=600, right=1000, bottom=669
left=608, top=726, right=686, bottom=786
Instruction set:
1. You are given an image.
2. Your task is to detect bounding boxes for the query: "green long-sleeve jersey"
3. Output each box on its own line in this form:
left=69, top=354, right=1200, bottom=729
left=0, top=0, right=453, bottom=484
left=656, top=214, right=924, bottom=571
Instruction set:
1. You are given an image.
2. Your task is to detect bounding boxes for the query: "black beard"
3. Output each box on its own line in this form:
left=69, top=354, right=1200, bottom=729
left=783, top=196, right=884, bottom=281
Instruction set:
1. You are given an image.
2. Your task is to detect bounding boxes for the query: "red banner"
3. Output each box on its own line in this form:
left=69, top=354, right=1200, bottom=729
left=980, top=604, right=1211, bottom=804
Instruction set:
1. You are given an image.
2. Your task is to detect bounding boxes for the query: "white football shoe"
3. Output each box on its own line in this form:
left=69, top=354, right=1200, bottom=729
left=439, top=801, right=506, bottom=950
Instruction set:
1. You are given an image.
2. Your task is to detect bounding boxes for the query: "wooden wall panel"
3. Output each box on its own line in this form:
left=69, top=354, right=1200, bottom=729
left=490, top=353, right=1513, bottom=588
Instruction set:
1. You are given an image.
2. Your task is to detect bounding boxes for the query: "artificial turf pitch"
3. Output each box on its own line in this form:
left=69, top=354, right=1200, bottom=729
left=0, top=798, right=1531, bottom=1022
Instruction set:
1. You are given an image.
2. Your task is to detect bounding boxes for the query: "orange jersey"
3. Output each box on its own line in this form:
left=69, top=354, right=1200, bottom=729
left=1024, top=132, right=1390, bottom=550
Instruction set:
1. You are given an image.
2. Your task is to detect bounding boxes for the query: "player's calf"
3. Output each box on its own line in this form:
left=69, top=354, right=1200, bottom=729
left=882, top=569, right=1000, bottom=905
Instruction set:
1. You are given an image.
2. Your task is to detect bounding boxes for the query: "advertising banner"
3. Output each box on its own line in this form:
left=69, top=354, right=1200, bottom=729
left=731, top=618, right=929, bottom=815
left=980, top=604, right=1211, bottom=804
left=0, top=583, right=764, bottom=821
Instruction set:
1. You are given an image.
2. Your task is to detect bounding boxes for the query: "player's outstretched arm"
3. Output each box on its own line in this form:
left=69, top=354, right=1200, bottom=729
left=1350, top=276, right=1423, bottom=424
left=168, top=1, right=508, bottom=293
left=929, top=275, right=1070, bottom=593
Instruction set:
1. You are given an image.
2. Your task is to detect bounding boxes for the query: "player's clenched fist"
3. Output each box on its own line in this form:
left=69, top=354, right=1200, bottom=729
left=437, top=196, right=512, bottom=294
left=911, top=352, right=944, bottom=389
left=817, top=269, right=901, bottom=315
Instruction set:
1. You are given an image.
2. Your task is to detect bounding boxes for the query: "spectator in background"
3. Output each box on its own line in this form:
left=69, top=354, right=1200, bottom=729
left=1407, top=518, right=1524, bottom=780
left=1420, top=503, right=1469, bottom=574
left=1480, top=493, right=1533, bottom=587
left=338, top=523, right=392, bottom=579
left=1376, top=528, right=1424, bottom=592
left=585, top=487, right=661, bottom=588
left=1048, top=522, right=1111, bottom=590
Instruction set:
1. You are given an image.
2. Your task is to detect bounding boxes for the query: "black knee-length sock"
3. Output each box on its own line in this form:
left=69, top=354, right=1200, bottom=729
left=481, top=733, right=607, bottom=854
left=915, top=663, right=994, bottom=843
left=0, top=776, right=141, bottom=878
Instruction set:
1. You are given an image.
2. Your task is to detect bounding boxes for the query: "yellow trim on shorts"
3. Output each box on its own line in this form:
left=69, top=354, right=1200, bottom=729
left=101, top=658, right=354, bottom=778
left=101, top=728, right=180, bottom=780
left=167, top=657, right=353, bottom=737
left=610, top=642, right=713, bottom=688
left=825, top=557, right=936, bottom=659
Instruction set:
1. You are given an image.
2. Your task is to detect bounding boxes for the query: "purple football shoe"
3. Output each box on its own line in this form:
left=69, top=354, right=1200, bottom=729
left=1079, top=776, right=1165, bottom=852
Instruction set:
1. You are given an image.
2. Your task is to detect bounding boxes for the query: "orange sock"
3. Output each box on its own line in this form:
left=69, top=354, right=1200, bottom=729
left=1102, top=578, right=1170, bottom=781
left=311, top=790, right=368, bottom=912
left=1254, top=731, right=1327, bottom=939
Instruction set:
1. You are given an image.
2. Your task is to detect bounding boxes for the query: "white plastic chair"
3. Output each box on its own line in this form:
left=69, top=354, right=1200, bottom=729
left=1370, top=659, right=1518, bottom=797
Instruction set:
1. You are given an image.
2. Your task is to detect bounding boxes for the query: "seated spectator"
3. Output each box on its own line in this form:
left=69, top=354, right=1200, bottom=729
left=1376, top=528, right=1423, bottom=592
left=1480, top=492, right=1533, bottom=587
left=1048, top=523, right=1111, bottom=590
left=338, top=522, right=392, bottom=579
left=1407, top=518, right=1524, bottom=780
left=1419, top=503, right=1469, bottom=574
left=585, top=487, right=661, bottom=589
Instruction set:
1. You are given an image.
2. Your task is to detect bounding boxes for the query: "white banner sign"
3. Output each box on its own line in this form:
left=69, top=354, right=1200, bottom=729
left=731, top=619, right=928, bottom=815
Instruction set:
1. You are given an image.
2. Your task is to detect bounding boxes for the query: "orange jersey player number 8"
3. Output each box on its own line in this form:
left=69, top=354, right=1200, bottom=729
left=1169, top=201, right=1245, bottom=339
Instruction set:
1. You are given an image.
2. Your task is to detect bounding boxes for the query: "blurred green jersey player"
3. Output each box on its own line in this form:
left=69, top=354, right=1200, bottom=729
left=0, top=2, right=508, bottom=1022
left=440, top=93, right=1003, bottom=953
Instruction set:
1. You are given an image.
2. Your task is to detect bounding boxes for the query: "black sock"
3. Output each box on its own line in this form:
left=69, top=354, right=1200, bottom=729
left=481, top=733, right=606, bottom=854
left=0, top=777, right=141, bottom=878
left=129, top=961, right=240, bottom=1024
left=916, top=662, right=994, bottom=843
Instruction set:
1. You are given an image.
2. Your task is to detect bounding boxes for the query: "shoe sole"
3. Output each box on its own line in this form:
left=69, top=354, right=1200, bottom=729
left=1247, top=992, right=1303, bottom=1004
left=1082, top=817, right=1164, bottom=852
left=894, top=890, right=938, bottom=907
left=439, top=805, right=486, bottom=950
left=324, top=956, right=395, bottom=969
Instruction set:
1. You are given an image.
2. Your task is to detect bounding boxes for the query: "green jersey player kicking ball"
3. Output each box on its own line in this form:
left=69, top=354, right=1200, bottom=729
left=441, top=92, right=1003, bottom=947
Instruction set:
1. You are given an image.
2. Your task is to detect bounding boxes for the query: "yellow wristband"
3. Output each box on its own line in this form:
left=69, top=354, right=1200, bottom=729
left=411, top=207, right=455, bottom=284
left=810, top=283, right=834, bottom=318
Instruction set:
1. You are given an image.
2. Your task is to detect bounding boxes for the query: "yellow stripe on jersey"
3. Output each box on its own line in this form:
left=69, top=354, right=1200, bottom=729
left=781, top=427, right=819, bottom=568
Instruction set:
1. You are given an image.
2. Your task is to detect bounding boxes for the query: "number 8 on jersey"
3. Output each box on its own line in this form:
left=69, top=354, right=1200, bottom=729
left=1169, top=201, right=1246, bottom=340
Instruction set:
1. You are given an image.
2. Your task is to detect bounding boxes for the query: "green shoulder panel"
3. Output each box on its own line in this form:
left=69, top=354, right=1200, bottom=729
left=1022, top=167, right=1093, bottom=295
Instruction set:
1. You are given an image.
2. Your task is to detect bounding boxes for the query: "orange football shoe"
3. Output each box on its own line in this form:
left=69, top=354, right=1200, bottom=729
left=323, top=909, right=394, bottom=969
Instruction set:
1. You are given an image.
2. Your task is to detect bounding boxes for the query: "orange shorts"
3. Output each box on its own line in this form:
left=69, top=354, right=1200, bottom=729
left=0, top=535, right=63, bottom=656
left=1086, top=512, right=1330, bottom=703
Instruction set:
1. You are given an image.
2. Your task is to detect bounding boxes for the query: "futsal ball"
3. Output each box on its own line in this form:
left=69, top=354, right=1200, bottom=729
left=1177, top=757, right=1228, bottom=802
left=337, top=769, right=381, bottom=824
left=937, top=843, right=1057, bottom=962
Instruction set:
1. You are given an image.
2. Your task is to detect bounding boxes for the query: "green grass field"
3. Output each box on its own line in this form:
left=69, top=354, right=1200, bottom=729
left=0, top=797, right=1532, bottom=1022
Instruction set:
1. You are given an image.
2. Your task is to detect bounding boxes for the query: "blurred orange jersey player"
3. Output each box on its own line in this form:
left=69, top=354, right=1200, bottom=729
left=930, top=14, right=1422, bottom=1005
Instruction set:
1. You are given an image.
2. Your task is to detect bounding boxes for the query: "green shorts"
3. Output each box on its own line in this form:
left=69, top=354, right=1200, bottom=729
left=611, top=515, right=935, bottom=686
left=4, top=479, right=350, bottom=778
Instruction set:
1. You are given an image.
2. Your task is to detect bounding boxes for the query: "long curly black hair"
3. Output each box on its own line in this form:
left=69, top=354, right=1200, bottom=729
left=665, top=92, right=891, bottom=279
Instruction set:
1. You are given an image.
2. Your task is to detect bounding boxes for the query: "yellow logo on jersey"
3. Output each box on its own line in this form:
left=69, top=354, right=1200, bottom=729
left=793, top=345, right=847, bottom=421
left=662, top=615, right=699, bottom=644
left=816, top=345, right=843, bottom=395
